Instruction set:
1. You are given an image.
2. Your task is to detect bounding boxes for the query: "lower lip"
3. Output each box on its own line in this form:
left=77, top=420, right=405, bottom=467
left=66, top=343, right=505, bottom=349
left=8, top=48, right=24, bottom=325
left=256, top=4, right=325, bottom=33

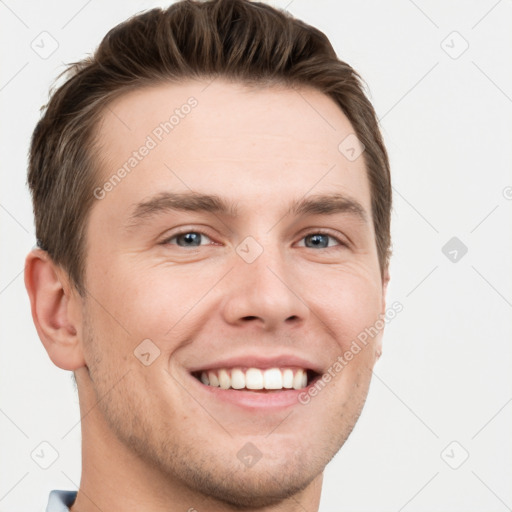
left=188, top=373, right=310, bottom=410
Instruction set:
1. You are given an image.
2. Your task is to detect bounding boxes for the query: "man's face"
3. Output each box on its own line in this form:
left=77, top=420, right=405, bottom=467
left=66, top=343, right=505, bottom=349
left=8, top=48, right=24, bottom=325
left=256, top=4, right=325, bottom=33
left=79, top=79, right=387, bottom=506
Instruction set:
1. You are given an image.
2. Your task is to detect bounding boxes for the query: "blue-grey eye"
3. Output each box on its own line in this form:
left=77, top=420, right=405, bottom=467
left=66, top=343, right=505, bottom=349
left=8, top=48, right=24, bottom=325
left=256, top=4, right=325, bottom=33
left=304, top=234, right=331, bottom=248
left=169, top=232, right=211, bottom=247
left=300, top=233, right=346, bottom=249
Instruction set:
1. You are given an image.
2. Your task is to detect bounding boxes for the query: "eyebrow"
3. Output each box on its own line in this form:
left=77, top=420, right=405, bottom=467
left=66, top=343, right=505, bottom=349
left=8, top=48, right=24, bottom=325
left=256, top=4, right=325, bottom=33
left=290, top=193, right=368, bottom=224
left=127, top=191, right=368, bottom=227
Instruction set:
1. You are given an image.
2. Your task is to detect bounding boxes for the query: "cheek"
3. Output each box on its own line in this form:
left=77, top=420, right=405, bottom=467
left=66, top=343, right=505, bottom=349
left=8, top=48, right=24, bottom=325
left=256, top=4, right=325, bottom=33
left=88, top=259, right=200, bottom=335
left=312, top=270, right=383, bottom=350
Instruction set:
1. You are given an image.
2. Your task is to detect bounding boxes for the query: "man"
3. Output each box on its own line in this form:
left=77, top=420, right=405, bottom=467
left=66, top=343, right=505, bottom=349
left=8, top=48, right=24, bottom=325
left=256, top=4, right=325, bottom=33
left=25, top=0, right=392, bottom=510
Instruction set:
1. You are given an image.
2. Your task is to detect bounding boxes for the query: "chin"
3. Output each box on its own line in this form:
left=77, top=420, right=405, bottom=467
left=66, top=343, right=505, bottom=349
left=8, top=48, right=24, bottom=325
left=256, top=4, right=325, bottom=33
left=181, top=459, right=320, bottom=509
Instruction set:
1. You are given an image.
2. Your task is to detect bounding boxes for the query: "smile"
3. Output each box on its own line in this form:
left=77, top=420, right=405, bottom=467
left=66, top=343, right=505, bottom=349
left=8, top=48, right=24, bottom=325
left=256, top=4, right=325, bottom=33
left=192, top=367, right=319, bottom=391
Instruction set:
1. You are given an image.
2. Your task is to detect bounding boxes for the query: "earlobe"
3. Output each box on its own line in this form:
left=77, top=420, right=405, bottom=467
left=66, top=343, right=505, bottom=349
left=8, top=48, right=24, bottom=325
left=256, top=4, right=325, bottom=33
left=24, top=249, right=86, bottom=371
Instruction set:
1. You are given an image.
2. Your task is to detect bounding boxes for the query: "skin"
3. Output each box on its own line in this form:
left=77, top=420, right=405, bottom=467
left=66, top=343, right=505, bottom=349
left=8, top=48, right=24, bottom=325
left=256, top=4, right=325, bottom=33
left=25, top=78, right=389, bottom=511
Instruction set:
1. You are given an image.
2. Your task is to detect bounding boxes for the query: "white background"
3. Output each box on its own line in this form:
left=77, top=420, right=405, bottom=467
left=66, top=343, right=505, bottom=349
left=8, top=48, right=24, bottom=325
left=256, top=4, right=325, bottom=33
left=1, top=1, right=511, bottom=511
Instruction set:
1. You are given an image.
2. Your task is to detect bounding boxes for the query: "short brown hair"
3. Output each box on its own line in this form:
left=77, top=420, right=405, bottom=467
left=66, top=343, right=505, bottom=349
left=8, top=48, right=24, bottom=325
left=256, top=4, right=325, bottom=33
left=29, top=0, right=392, bottom=294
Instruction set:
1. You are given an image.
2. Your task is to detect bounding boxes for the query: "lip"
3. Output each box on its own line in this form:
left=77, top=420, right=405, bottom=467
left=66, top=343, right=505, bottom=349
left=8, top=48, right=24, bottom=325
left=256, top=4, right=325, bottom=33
left=186, top=370, right=317, bottom=410
left=184, top=352, right=323, bottom=410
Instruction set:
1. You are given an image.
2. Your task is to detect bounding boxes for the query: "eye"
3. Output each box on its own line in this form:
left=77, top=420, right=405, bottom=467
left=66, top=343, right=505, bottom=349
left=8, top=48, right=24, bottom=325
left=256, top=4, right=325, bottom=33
left=164, top=231, right=213, bottom=247
left=298, top=232, right=346, bottom=249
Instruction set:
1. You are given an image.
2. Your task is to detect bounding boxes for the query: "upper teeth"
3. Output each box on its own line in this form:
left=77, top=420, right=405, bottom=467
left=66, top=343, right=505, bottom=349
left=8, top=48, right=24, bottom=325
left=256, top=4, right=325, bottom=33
left=199, top=368, right=308, bottom=390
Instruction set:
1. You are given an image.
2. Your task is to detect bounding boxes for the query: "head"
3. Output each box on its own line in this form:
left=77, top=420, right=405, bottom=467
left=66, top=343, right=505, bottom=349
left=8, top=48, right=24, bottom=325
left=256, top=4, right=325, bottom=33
left=25, top=0, right=392, bottom=507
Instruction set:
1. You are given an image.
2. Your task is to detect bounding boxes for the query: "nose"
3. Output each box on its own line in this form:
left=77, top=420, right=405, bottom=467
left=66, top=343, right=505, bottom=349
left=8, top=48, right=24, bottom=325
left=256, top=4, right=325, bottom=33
left=219, top=244, right=310, bottom=331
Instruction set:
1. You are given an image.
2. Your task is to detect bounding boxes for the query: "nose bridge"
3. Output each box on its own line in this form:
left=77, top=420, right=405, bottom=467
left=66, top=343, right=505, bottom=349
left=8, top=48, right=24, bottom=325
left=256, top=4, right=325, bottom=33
left=220, top=234, right=309, bottom=329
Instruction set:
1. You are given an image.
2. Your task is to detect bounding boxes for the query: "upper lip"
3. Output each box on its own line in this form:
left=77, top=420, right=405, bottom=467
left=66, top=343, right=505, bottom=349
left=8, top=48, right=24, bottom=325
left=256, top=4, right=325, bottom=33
left=187, top=352, right=324, bottom=374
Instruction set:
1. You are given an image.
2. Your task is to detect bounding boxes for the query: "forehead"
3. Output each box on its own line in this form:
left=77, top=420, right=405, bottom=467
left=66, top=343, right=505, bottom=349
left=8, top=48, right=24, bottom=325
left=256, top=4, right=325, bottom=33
left=93, top=79, right=371, bottom=217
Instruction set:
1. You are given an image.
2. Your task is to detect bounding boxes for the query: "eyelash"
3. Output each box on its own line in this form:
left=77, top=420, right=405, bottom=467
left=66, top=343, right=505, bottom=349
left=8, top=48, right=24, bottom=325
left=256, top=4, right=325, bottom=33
left=161, top=229, right=348, bottom=249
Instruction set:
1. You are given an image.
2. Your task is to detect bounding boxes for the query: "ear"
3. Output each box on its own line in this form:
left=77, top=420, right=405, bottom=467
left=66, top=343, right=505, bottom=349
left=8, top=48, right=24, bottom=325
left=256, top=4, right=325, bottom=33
left=24, top=248, right=86, bottom=371
left=381, top=266, right=390, bottom=316
left=375, top=266, right=391, bottom=360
